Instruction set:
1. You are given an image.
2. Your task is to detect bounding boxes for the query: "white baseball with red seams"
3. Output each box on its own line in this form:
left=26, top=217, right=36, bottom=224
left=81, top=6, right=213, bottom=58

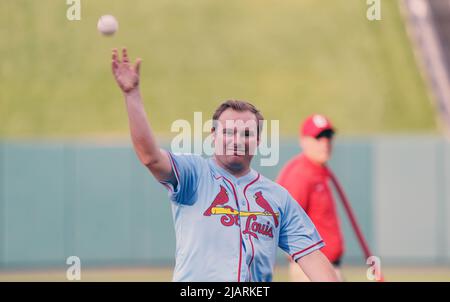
left=97, top=15, right=118, bottom=36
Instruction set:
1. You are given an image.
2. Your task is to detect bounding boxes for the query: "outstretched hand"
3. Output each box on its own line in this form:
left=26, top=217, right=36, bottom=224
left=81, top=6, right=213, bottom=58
left=112, top=48, right=142, bottom=94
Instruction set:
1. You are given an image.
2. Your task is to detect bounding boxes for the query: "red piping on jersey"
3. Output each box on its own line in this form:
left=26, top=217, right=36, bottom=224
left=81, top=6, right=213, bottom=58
left=168, top=152, right=180, bottom=181
left=161, top=183, right=172, bottom=192
left=291, top=240, right=324, bottom=260
left=160, top=153, right=179, bottom=193
left=243, top=173, right=260, bottom=282
left=216, top=175, right=243, bottom=282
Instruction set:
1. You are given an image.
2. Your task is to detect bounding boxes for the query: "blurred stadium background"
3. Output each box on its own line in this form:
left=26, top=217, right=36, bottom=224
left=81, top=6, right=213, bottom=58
left=1, top=0, right=450, bottom=281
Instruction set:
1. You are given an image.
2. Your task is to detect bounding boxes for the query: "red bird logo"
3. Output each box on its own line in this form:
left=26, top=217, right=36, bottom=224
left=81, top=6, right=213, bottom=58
left=254, top=191, right=279, bottom=227
left=203, top=185, right=229, bottom=216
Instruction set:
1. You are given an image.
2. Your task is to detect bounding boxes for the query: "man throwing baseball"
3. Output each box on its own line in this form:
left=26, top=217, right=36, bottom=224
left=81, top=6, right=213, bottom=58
left=111, top=48, right=338, bottom=282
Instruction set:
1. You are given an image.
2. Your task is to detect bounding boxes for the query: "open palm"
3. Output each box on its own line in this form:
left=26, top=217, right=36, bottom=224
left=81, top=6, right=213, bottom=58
left=112, top=48, right=142, bottom=93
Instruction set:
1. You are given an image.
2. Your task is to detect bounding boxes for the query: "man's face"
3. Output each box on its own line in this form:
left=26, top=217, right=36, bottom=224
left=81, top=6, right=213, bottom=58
left=212, top=108, right=260, bottom=173
left=300, top=130, right=334, bottom=165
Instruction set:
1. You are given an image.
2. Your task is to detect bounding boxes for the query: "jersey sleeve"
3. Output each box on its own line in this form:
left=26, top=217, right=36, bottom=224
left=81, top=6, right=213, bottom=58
left=159, top=151, right=205, bottom=205
left=278, top=191, right=325, bottom=262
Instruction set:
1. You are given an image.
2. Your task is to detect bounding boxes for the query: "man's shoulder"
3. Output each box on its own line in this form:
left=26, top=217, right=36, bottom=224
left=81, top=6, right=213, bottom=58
left=167, top=152, right=211, bottom=176
left=257, top=173, right=290, bottom=198
left=169, top=152, right=208, bottom=164
left=277, top=155, right=313, bottom=188
left=280, top=154, right=310, bottom=173
left=255, top=173, right=303, bottom=214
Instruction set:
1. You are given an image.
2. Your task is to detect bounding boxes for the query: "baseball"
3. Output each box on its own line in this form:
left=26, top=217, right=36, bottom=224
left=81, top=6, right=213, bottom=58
left=97, top=15, right=118, bottom=36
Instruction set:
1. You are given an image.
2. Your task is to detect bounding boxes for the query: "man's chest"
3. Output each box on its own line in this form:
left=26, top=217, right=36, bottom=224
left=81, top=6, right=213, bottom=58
left=196, top=175, right=281, bottom=241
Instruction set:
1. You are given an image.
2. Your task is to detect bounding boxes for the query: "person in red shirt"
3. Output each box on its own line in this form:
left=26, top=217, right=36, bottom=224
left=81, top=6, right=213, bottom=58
left=277, top=114, right=344, bottom=281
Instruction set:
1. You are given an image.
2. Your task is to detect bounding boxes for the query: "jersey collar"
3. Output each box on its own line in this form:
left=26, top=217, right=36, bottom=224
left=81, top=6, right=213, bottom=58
left=209, top=157, right=259, bottom=185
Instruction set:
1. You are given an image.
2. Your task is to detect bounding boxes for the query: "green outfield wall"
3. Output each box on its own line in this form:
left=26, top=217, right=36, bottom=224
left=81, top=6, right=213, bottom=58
left=0, top=137, right=448, bottom=269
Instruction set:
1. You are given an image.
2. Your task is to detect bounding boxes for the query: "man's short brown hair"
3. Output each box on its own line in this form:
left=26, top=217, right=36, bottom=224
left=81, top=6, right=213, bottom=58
left=212, top=100, right=264, bottom=138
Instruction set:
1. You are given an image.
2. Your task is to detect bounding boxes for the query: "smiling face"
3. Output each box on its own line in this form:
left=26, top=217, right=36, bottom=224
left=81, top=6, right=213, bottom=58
left=212, top=108, right=260, bottom=175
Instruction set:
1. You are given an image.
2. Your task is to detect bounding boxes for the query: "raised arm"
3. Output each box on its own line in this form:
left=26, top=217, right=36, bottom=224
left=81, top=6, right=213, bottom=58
left=112, top=47, right=174, bottom=183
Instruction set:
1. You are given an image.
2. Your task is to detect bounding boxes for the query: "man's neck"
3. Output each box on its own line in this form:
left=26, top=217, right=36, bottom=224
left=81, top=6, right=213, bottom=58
left=213, top=157, right=251, bottom=178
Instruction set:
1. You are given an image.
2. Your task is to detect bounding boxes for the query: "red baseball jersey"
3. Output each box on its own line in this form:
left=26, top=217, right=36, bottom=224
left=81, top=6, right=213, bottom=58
left=276, top=154, right=344, bottom=262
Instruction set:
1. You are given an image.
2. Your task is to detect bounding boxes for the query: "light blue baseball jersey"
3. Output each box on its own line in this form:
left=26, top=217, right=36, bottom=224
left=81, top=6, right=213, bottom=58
left=160, top=152, right=324, bottom=282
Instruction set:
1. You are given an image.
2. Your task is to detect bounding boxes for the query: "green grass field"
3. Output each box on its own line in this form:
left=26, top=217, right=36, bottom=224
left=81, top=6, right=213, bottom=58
left=0, top=0, right=437, bottom=138
left=1, top=266, right=449, bottom=282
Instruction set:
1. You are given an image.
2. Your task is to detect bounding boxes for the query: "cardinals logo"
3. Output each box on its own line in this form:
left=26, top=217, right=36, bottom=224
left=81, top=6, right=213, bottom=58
left=203, top=185, right=229, bottom=216
left=203, top=187, right=280, bottom=239
left=254, top=191, right=279, bottom=227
